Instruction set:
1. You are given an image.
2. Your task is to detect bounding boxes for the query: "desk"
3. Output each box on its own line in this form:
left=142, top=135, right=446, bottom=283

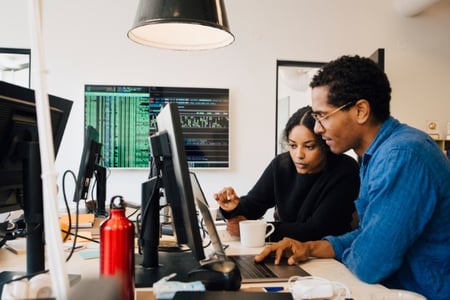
left=1, top=238, right=388, bottom=300
left=220, top=241, right=388, bottom=299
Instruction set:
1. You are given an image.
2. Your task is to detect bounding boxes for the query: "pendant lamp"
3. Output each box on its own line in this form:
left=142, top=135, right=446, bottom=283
left=127, top=0, right=234, bottom=50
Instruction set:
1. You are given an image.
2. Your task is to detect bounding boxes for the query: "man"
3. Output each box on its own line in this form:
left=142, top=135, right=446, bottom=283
left=255, top=55, right=450, bottom=299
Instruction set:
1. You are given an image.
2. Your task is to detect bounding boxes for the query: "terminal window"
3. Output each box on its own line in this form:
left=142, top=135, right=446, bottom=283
left=84, top=85, right=229, bottom=168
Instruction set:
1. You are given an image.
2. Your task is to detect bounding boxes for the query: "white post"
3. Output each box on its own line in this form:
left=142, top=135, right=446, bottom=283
left=28, top=0, right=70, bottom=298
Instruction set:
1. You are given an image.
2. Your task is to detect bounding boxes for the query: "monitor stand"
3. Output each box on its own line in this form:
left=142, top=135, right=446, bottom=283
left=0, top=142, right=82, bottom=295
left=136, top=173, right=201, bottom=287
left=134, top=251, right=200, bottom=288
left=94, top=164, right=108, bottom=218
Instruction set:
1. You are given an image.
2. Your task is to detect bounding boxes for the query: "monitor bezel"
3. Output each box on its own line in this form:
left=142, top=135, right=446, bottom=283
left=154, top=102, right=205, bottom=261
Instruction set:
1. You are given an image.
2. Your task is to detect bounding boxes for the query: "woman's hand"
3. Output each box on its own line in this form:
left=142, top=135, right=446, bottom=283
left=225, top=215, right=247, bottom=236
left=213, top=187, right=240, bottom=212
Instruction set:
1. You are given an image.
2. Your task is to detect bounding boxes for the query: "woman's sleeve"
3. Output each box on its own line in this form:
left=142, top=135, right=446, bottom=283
left=221, top=160, right=278, bottom=220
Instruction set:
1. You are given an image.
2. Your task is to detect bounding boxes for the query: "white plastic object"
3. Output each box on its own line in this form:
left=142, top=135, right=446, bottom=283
left=29, top=273, right=53, bottom=298
left=1, top=273, right=53, bottom=299
left=288, top=276, right=336, bottom=300
left=152, top=273, right=205, bottom=299
left=290, top=278, right=334, bottom=299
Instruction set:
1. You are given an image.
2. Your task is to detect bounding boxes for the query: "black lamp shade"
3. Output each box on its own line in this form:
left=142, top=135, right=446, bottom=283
left=128, top=0, right=234, bottom=50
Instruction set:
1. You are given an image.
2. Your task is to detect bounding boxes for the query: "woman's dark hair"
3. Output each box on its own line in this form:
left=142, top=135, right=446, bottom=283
left=310, top=55, right=392, bottom=122
left=282, top=106, right=328, bottom=151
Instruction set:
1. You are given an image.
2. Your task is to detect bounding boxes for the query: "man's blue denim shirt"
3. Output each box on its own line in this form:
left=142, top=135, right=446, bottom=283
left=325, top=117, right=450, bottom=300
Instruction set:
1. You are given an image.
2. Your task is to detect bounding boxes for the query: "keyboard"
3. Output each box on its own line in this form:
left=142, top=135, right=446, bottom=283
left=228, top=255, right=276, bottom=279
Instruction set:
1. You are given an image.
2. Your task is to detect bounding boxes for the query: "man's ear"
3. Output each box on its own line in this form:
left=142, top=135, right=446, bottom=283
left=353, top=99, right=370, bottom=124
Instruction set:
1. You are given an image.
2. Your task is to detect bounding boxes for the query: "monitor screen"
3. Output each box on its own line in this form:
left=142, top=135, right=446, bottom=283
left=0, top=80, right=72, bottom=213
left=84, top=85, right=229, bottom=169
left=72, top=125, right=102, bottom=203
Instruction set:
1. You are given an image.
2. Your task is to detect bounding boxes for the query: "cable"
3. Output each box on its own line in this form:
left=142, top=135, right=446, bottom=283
left=4, top=269, right=50, bottom=285
left=198, top=216, right=212, bottom=249
left=61, top=170, right=76, bottom=242
left=65, top=199, right=81, bottom=261
left=61, top=168, right=84, bottom=262
left=60, top=229, right=99, bottom=244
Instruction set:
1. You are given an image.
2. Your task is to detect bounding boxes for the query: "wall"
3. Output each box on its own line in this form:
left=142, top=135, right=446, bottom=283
left=1, top=0, right=450, bottom=211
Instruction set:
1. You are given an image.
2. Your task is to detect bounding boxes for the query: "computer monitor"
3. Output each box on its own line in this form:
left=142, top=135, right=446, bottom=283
left=136, top=103, right=206, bottom=287
left=72, top=125, right=107, bottom=216
left=155, top=103, right=205, bottom=258
left=0, top=80, right=72, bottom=275
left=84, top=85, right=230, bottom=169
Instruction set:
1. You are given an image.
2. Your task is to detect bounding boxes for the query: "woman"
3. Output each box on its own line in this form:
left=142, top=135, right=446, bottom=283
left=214, top=106, right=360, bottom=242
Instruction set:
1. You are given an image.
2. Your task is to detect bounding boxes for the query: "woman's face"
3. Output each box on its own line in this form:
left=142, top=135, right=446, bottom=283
left=287, top=124, right=327, bottom=174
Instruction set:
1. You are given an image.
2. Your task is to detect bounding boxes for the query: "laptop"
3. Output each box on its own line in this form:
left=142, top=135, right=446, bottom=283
left=173, top=291, right=293, bottom=300
left=189, top=172, right=310, bottom=283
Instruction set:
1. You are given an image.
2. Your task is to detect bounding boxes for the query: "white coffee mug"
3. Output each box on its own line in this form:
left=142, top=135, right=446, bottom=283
left=239, top=220, right=275, bottom=248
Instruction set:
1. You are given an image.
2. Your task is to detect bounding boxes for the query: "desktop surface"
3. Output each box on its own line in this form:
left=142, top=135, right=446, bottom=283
left=0, top=220, right=390, bottom=299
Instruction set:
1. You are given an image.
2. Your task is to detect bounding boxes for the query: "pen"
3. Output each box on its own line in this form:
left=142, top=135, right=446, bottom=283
left=263, top=286, right=284, bottom=292
left=4, top=244, right=18, bottom=255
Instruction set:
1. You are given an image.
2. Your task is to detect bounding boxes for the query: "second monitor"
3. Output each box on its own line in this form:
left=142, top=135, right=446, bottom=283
left=136, top=102, right=210, bottom=287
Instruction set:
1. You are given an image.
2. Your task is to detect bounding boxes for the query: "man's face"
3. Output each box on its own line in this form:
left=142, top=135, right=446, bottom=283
left=311, top=86, right=355, bottom=154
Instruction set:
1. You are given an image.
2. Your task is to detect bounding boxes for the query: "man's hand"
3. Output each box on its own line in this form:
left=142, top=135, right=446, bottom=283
left=254, top=238, right=335, bottom=265
left=254, top=237, right=310, bottom=265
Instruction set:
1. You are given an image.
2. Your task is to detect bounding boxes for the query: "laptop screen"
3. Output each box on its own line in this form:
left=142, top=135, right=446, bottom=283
left=190, top=172, right=227, bottom=261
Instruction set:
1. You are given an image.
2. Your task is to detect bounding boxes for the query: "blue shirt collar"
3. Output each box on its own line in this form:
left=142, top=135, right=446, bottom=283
left=361, top=117, right=399, bottom=164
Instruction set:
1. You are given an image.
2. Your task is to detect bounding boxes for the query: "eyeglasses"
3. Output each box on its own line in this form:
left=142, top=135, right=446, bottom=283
left=311, top=101, right=354, bottom=128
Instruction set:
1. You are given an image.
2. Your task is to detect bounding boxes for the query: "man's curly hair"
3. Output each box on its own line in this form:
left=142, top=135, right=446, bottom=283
left=310, top=55, right=392, bottom=122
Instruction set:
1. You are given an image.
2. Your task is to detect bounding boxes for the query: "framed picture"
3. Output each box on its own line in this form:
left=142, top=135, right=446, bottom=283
left=0, top=47, right=31, bottom=88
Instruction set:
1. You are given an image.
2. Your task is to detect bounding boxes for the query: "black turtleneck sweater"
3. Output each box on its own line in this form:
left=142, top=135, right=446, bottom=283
left=221, top=152, right=360, bottom=242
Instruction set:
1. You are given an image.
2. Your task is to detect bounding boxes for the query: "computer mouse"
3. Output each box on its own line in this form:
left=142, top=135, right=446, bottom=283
left=186, top=260, right=242, bottom=291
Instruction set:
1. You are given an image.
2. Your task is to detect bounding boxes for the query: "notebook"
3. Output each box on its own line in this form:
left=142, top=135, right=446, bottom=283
left=189, top=172, right=310, bottom=283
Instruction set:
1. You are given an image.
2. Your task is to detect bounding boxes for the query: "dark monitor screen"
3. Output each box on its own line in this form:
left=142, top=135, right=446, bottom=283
left=72, top=125, right=102, bottom=203
left=0, top=80, right=72, bottom=213
left=0, top=80, right=72, bottom=277
left=84, top=85, right=229, bottom=169
left=154, top=102, right=205, bottom=261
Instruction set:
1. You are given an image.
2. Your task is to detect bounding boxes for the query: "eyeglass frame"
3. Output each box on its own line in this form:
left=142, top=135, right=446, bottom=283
left=310, top=101, right=354, bottom=128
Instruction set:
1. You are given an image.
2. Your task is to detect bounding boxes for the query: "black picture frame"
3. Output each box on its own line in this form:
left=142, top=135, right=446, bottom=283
left=0, top=47, right=31, bottom=88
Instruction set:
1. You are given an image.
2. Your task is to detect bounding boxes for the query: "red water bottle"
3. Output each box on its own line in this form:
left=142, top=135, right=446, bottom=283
left=100, top=196, right=135, bottom=300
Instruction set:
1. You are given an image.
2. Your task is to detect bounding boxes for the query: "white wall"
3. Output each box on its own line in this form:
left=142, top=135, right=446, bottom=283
left=1, top=0, right=450, bottom=210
